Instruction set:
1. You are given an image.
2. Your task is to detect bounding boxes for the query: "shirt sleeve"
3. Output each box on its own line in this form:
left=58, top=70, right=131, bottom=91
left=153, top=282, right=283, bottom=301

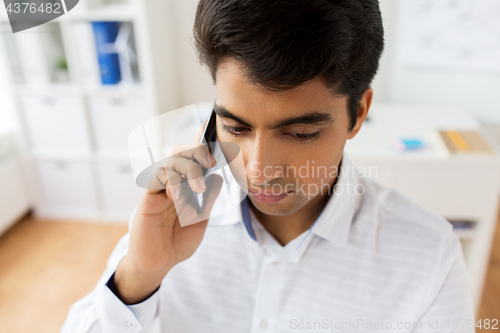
left=412, top=231, right=475, bottom=333
left=60, top=207, right=161, bottom=333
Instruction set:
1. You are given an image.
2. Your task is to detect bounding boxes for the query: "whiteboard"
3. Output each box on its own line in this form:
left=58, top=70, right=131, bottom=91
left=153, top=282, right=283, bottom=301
left=395, top=0, right=500, bottom=73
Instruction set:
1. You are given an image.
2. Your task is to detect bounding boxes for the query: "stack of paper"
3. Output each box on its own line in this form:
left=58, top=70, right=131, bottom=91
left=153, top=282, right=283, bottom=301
left=438, top=130, right=494, bottom=155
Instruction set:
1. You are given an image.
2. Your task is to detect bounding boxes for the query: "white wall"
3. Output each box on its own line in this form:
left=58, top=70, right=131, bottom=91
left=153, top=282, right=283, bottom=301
left=170, top=0, right=216, bottom=106
left=380, top=0, right=500, bottom=123
left=371, top=0, right=398, bottom=104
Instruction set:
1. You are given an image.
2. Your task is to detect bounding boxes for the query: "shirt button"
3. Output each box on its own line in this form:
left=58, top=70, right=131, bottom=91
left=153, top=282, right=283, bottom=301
left=259, top=319, right=268, bottom=329
left=271, top=262, right=279, bottom=266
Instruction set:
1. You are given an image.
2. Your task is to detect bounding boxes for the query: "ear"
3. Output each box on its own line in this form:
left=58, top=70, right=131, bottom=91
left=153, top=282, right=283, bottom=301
left=347, top=88, right=373, bottom=140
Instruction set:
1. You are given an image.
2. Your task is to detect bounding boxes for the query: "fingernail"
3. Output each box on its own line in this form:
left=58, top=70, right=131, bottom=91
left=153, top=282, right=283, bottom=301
left=207, top=153, right=215, bottom=166
left=197, top=179, right=206, bottom=191
left=169, top=185, right=180, bottom=200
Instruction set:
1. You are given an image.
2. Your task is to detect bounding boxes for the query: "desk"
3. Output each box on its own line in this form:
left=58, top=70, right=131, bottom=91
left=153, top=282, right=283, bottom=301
left=345, top=104, right=500, bottom=311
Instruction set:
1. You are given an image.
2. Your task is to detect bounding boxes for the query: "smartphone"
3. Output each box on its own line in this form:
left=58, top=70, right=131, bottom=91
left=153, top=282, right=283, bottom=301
left=201, top=109, right=217, bottom=150
left=186, top=109, right=218, bottom=212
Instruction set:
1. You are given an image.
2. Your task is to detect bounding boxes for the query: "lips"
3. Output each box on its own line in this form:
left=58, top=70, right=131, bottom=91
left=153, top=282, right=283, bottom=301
left=247, top=187, right=293, bottom=204
left=248, top=188, right=290, bottom=196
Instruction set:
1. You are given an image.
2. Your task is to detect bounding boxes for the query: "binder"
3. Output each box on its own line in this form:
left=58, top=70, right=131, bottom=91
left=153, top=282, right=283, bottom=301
left=73, top=22, right=101, bottom=86
left=91, top=21, right=122, bottom=85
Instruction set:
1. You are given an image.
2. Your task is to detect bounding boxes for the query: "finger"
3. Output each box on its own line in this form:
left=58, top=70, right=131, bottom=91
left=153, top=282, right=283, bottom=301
left=146, top=166, right=167, bottom=194
left=177, top=143, right=215, bottom=169
left=195, top=118, right=209, bottom=143
left=163, top=155, right=207, bottom=193
left=155, top=167, right=182, bottom=200
left=172, top=143, right=215, bottom=169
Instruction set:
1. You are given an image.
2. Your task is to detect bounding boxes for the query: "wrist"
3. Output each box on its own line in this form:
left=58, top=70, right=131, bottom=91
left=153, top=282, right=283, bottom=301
left=112, top=256, right=171, bottom=305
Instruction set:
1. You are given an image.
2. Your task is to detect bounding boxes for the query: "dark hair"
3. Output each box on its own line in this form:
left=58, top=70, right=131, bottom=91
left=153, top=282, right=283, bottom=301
left=194, top=0, right=384, bottom=132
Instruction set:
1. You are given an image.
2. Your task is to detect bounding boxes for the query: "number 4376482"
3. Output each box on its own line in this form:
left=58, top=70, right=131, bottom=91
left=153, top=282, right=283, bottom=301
left=5, top=2, right=61, bottom=14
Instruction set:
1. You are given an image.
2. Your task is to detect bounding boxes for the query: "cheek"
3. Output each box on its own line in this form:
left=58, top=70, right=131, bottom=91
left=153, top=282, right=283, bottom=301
left=292, top=140, right=342, bottom=177
left=289, top=142, right=344, bottom=194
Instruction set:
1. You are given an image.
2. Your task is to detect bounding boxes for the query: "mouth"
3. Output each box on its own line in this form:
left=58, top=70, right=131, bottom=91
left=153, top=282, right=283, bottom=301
left=247, top=188, right=293, bottom=204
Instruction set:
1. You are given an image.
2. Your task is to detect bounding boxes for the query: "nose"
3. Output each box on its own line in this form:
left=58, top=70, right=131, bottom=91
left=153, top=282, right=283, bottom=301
left=245, top=133, right=283, bottom=185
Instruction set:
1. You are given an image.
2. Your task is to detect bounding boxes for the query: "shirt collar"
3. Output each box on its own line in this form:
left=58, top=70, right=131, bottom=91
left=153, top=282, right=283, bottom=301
left=310, top=153, right=362, bottom=246
left=209, top=152, right=362, bottom=247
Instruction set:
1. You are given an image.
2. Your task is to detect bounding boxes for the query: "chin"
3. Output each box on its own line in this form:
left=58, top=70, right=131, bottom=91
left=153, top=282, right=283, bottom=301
left=248, top=195, right=305, bottom=216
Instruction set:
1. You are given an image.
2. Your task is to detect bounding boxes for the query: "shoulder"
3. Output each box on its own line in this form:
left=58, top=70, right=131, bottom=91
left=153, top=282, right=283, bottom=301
left=351, top=177, right=469, bottom=310
left=351, top=175, right=460, bottom=284
left=358, top=175, right=453, bottom=239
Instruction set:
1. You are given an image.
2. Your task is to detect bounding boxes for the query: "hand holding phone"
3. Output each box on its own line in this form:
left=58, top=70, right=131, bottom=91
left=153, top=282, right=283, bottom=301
left=114, top=112, right=223, bottom=305
left=135, top=104, right=245, bottom=227
left=159, top=110, right=224, bottom=226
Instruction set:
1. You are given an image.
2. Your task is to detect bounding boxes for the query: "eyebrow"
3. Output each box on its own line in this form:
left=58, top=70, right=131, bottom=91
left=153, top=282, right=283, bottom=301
left=213, top=104, right=335, bottom=129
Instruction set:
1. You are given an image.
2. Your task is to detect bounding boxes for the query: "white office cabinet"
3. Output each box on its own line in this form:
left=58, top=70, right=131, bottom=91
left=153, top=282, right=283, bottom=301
left=0, top=157, right=30, bottom=235
left=391, top=160, right=495, bottom=221
left=34, top=160, right=99, bottom=218
left=95, top=161, right=143, bottom=218
left=19, top=95, right=90, bottom=154
left=0, top=0, right=179, bottom=222
left=88, top=96, right=145, bottom=154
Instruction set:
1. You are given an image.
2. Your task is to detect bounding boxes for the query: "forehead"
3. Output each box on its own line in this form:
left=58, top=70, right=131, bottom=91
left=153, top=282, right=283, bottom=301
left=215, top=59, right=347, bottom=121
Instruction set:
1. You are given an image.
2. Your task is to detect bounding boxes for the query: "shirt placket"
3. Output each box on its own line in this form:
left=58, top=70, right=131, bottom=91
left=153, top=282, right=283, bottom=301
left=250, top=254, right=287, bottom=332
left=247, top=201, right=317, bottom=332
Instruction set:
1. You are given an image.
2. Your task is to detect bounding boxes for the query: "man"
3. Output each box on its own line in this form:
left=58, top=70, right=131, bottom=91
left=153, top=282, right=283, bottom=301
left=62, top=0, right=474, bottom=332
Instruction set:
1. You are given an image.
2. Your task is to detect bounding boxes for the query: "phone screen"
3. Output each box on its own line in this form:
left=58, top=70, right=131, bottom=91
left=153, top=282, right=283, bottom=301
left=201, top=109, right=217, bottom=149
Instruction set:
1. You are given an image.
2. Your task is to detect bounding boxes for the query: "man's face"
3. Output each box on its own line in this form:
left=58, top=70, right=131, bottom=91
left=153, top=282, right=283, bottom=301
left=215, top=59, right=355, bottom=217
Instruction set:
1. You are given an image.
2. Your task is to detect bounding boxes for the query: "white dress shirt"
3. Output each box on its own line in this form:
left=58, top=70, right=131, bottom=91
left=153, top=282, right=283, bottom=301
left=61, top=153, right=475, bottom=333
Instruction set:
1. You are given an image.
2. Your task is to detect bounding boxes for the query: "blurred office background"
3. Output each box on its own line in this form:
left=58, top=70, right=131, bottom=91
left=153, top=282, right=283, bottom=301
left=0, top=0, right=499, bottom=332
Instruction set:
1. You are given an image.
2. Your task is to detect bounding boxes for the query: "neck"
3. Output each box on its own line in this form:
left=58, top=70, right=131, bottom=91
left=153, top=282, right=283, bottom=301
left=249, top=159, right=342, bottom=246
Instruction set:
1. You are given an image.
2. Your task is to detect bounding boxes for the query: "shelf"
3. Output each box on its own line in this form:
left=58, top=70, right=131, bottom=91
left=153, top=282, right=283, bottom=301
left=62, top=3, right=139, bottom=22
left=25, top=151, right=136, bottom=163
left=454, top=228, right=476, bottom=241
left=448, top=219, right=477, bottom=241
left=344, top=104, right=499, bottom=161
left=82, top=84, right=144, bottom=97
left=26, top=151, right=93, bottom=161
left=93, top=152, right=131, bottom=161
left=13, top=84, right=79, bottom=96
left=12, top=84, right=144, bottom=97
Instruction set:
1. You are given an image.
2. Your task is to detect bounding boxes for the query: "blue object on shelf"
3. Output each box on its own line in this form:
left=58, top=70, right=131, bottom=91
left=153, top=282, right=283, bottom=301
left=392, top=137, right=426, bottom=152
left=92, top=21, right=122, bottom=85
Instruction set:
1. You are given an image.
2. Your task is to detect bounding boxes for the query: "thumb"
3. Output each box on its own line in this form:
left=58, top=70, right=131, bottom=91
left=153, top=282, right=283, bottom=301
left=200, top=174, right=224, bottom=217
left=175, top=174, right=223, bottom=227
